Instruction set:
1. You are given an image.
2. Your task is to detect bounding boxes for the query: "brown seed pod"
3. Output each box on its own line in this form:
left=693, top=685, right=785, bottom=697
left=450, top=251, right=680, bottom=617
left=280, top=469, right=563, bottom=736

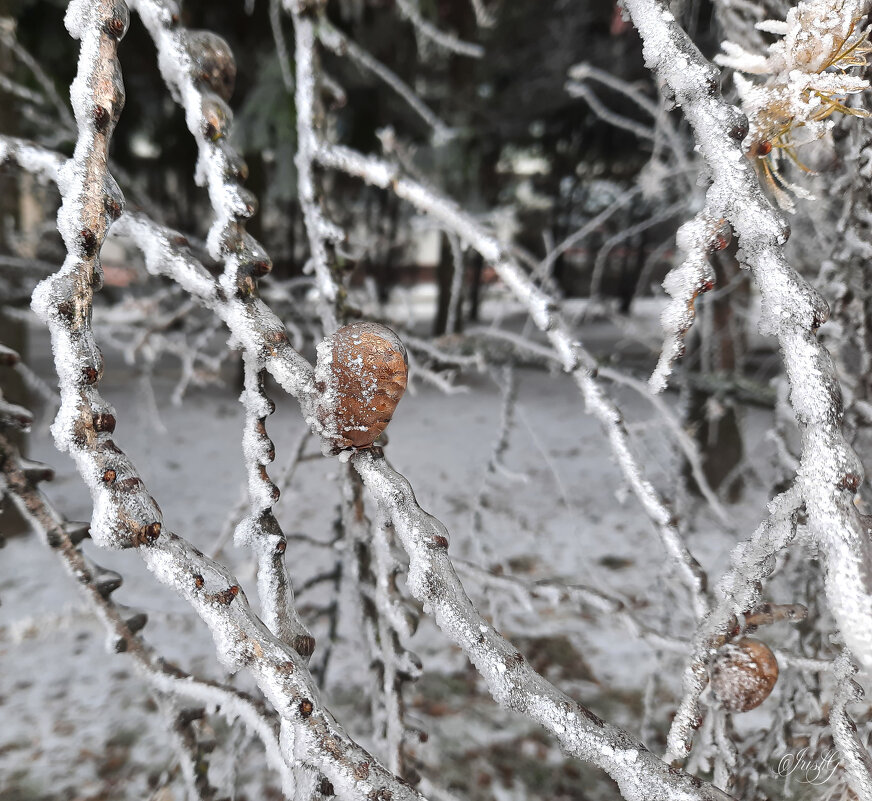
left=710, top=637, right=778, bottom=712
left=315, top=322, right=408, bottom=450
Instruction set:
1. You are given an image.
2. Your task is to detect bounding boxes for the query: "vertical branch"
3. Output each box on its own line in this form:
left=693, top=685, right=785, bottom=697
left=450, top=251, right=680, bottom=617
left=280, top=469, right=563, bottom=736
left=237, top=355, right=315, bottom=659
left=444, top=232, right=465, bottom=334
left=130, top=0, right=316, bottom=664
left=29, top=0, right=158, bottom=551
left=371, top=510, right=422, bottom=778
left=167, top=703, right=221, bottom=801
left=342, top=469, right=422, bottom=780
left=622, top=0, right=872, bottom=751
left=831, top=651, right=872, bottom=801
left=285, top=0, right=340, bottom=330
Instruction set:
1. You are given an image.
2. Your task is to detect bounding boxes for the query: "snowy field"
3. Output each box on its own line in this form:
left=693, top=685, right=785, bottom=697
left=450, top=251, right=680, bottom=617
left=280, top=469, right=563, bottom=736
left=1, top=320, right=792, bottom=801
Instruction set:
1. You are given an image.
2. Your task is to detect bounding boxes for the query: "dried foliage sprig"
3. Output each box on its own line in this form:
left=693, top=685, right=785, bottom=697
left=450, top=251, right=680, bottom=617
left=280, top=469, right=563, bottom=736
left=716, top=0, right=872, bottom=210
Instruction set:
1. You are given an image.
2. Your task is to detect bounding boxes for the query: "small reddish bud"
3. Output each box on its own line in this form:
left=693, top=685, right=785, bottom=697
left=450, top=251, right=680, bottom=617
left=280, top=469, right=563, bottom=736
left=214, top=584, right=240, bottom=604
left=105, top=199, right=123, bottom=222
left=299, top=698, right=314, bottom=718
left=294, top=635, right=316, bottom=658
left=102, top=469, right=117, bottom=484
left=94, top=105, right=110, bottom=131
left=141, top=522, right=161, bottom=543
left=752, top=140, right=772, bottom=157
left=839, top=473, right=862, bottom=491
left=237, top=275, right=256, bottom=297
left=103, top=15, right=126, bottom=39
left=79, top=228, right=98, bottom=257
left=93, top=412, right=116, bottom=432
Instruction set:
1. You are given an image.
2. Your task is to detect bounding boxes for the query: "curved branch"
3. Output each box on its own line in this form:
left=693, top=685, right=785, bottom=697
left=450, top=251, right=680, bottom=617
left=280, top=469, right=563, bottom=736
left=623, top=0, right=872, bottom=737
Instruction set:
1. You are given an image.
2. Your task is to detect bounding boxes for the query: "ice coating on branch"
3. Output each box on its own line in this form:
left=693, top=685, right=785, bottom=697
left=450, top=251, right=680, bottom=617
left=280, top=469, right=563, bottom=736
left=131, top=0, right=317, bottom=663
left=649, top=212, right=724, bottom=392
left=28, top=0, right=164, bottom=551
left=354, top=453, right=731, bottom=801
left=830, top=651, right=872, bottom=798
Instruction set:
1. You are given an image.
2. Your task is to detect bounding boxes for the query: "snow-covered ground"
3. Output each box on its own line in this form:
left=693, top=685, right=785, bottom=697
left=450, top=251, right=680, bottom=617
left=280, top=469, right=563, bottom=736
left=1, top=321, right=784, bottom=801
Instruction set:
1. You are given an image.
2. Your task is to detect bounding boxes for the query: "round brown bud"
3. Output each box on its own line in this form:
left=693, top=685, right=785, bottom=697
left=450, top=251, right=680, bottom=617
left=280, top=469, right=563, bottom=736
left=315, top=322, right=408, bottom=450
left=186, top=32, right=237, bottom=102
left=710, top=638, right=778, bottom=712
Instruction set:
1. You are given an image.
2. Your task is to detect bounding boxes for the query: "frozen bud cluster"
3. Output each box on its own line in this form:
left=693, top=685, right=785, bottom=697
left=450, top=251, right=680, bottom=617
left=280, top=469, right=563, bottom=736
left=315, top=322, right=408, bottom=450
left=710, top=637, right=779, bottom=712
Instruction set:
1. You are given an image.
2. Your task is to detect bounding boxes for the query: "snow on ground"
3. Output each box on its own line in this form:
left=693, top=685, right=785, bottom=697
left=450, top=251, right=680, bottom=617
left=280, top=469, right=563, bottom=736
left=1, top=320, right=782, bottom=800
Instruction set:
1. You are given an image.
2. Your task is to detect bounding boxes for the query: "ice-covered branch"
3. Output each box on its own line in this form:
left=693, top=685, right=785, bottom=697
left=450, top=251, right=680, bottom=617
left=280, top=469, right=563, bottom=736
left=394, top=0, right=484, bottom=59
left=623, top=0, right=872, bottom=694
left=314, top=140, right=709, bottom=615
left=237, top=356, right=315, bottom=660
left=0, top=428, right=292, bottom=791
left=316, top=20, right=451, bottom=140
left=342, top=471, right=422, bottom=780
left=831, top=651, right=872, bottom=801
left=283, top=0, right=340, bottom=326
left=665, top=487, right=800, bottom=761
left=123, top=3, right=317, bottom=660
left=353, top=451, right=733, bottom=801
left=648, top=211, right=728, bottom=393
left=18, top=6, right=424, bottom=795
